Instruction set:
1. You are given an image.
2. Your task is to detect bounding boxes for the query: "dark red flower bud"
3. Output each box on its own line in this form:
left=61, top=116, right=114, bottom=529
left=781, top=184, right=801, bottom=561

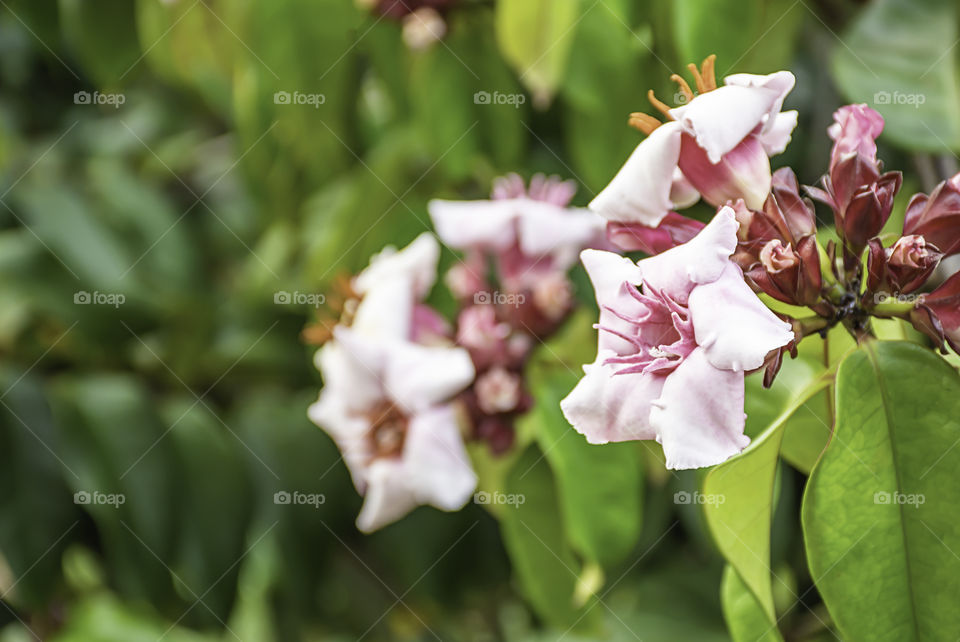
left=837, top=171, right=901, bottom=252
left=867, top=235, right=943, bottom=295
left=903, top=175, right=960, bottom=257
left=910, top=270, right=960, bottom=354
left=769, top=167, right=817, bottom=240
left=745, top=235, right=822, bottom=307
left=606, top=212, right=704, bottom=254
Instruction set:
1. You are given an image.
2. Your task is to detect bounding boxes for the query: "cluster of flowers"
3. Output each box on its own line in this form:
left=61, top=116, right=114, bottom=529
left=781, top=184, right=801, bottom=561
left=309, top=55, right=960, bottom=531
left=308, top=174, right=604, bottom=531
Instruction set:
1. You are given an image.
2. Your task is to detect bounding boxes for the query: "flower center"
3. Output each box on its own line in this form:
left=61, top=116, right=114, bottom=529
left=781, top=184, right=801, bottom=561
left=598, top=282, right=698, bottom=376
left=628, top=54, right=718, bottom=135
left=366, top=401, right=409, bottom=460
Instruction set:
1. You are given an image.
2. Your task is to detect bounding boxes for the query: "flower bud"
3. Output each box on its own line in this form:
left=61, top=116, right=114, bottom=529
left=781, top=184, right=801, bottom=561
left=768, top=167, right=816, bottom=240
left=746, top=235, right=822, bottom=306
left=910, top=270, right=960, bottom=354
left=867, top=235, right=943, bottom=295
left=903, top=175, right=960, bottom=257
left=475, top=367, right=523, bottom=415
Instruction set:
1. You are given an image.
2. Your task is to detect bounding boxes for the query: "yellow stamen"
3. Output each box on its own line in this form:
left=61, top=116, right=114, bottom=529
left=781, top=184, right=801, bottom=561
left=701, top=54, right=717, bottom=91
left=670, top=74, right=694, bottom=103
left=628, top=112, right=662, bottom=135
left=687, top=62, right=707, bottom=94
left=647, top=89, right=674, bottom=119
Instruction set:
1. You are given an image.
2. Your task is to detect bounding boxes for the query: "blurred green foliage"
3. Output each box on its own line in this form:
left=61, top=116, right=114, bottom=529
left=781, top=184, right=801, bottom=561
left=0, top=0, right=956, bottom=639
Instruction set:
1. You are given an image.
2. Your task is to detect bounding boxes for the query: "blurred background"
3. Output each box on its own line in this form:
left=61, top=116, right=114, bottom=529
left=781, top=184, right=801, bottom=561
left=0, top=0, right=956, bottom=639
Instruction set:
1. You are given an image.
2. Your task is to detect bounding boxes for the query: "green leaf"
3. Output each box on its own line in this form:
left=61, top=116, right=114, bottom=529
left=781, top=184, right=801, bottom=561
left=832, top=0, right=960, bottom=151
left=59, top=0, right=141, bottom=87
left=720, top=566, right=783, bottom=642
left=802, top=341, right=960, bottom=639
left=494, top=0, right=581, bottom=107
left=703, top=370, right=832, bottom=623
left=498, top=445, right=600, bottom=631
left=532, top=369, right=643, bottom=568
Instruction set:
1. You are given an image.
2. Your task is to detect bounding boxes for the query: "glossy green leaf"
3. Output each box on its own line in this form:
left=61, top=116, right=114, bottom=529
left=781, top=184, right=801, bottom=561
left=704, top=370, right=832, bottom=623
left=720, top=565, right=783, bottom=642
left=494, top=0, right=581, bottom=106
left=832, top=0, right=960, bottom=151
left=802, top=342, right=960, bottom=639
left=533, top=369, right=643, bottom=568
left=498, top=445, right=600, bottom=631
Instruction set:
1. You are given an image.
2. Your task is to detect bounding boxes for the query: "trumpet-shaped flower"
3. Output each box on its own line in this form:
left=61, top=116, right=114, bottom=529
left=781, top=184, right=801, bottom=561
left=308, top=233, right=477, bottom=532
left=560, top=207, right=794, bottom=469
left=589, top=57, right=797, bottom=229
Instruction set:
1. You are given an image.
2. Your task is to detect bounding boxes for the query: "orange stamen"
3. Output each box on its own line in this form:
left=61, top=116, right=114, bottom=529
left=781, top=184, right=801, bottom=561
left=628, top=112, right=662, bottom=135
left=702, top=54, right=717, bottom=91
left=670, top=74, right=694, bottom=103
left=687, top=62, right=707, bottom=94
left=647, top=89, right=674, bottom=119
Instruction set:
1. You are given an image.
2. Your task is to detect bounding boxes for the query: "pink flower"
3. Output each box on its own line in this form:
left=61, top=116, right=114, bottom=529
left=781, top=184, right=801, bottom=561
left=429, top=173, right=607, bottom=337
left=827, top=103, right=885, bottom=171
left=589, top=66, right=797, bottom=228
left=308, top=233, right=477, bottom=532
left=560, top=207, right=794, bottom=469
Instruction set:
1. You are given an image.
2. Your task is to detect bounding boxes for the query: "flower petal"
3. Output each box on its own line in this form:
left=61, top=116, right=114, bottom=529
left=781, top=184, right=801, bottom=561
left=427, top=198, right=519, bottom=251
left=403, top=404, right=477, bottom=510
left=518, top=202, right=605, bottom=270
left=384, top=342, right=476, bottom=411
left=351, top=275, right=415, bottom=340
left=308, top=391, right=372, bottom=494
left=637, top=206, right=739, bottom=303
left=354, top=232, right=439, bottom=299
left=759, top=110, right=798, bottom=156
left=671, top=73, right=792, bottom=163
left=589, top=122, right=683, bottom=226
left=356, top=459, right=420, bottom=532
left=650, top=347, right=749, bottom=469
left=688, top=263, right=794, bottom=372
left=560, top=356, right=663, bottom=444
left=580, top=249, right=647, bottom=354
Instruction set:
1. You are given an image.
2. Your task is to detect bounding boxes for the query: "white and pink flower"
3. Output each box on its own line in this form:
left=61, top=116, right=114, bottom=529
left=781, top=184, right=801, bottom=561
left=560, top=207, right=794, bottom=469
left=308, top=233, right=477, bottom=532
left=590, top=62, right=797, bottom=230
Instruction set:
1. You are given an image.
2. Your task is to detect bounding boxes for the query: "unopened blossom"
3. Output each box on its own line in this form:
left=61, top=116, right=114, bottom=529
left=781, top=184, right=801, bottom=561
left=746, top=236, right=822, bottom=307
left=402, top=7, right=446, bottom=51
left=810, top=104, right=901, bottom=254
left=911, top=270, right=960, bottom=354
left=867, top=235, right=943, bottom=295
left=560, top=207, right=794, bottom=469
left=903, top=174, right=960, bottom=257
left=309, top=233, right=477, bottom=532
left=589, top=56, right=798, bottom=231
